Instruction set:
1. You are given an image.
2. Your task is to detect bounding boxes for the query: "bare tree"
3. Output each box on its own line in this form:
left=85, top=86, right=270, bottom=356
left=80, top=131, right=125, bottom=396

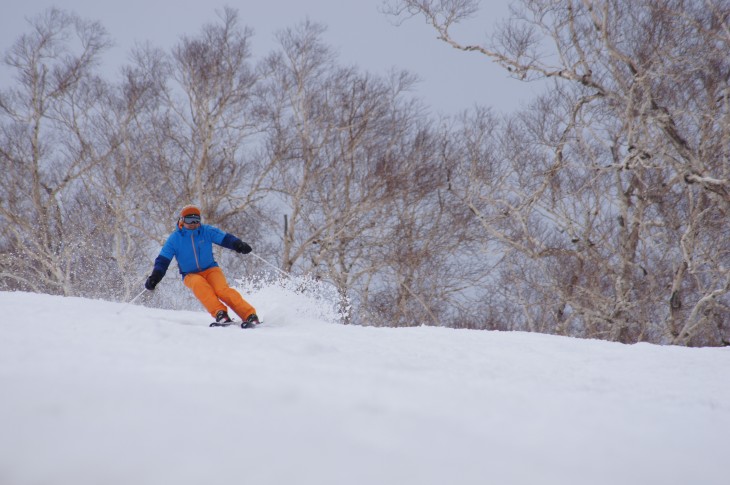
left=137, top=7, right=268, bottom=239
left=386, top=0, right=730, bottom=345
left=0, top=8, right=112, bottom=295
left=258, top=21, right=471, bottom=325
left=313, top=70, right=443, bottom=326
left=257, top=21, right=337, bottom=276
left=74, top=44, right=174, bottom=300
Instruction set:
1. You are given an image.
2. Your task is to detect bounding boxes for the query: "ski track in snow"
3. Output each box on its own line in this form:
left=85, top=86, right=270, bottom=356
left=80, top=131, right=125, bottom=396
left=1, top=288, right=729, bottom=485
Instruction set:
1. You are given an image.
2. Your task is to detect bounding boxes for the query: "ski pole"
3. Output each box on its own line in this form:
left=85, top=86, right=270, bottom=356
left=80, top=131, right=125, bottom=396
left=128, top=288, right=148, bottom=305
left=250, top=252, right=292, bottom=279
left=116, top=288, right=148, bottom=315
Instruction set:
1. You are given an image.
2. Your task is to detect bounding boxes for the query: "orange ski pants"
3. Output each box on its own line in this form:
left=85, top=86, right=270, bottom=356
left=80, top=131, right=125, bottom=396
left=183, top=266, right=255, bottom=321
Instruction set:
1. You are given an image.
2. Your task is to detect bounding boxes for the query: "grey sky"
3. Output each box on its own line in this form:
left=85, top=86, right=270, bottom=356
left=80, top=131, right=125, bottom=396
left=1, top=0, right=539, bottom=115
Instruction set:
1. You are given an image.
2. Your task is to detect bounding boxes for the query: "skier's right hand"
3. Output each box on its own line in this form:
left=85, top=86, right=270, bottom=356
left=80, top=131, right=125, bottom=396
left=145, top=270, right=163, bottom=290
left=233, top=240, right=252, bottom=254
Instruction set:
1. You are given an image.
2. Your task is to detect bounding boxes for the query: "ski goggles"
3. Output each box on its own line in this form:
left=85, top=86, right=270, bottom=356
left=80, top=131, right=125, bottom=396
left=182, top=214, right=201, bottom=224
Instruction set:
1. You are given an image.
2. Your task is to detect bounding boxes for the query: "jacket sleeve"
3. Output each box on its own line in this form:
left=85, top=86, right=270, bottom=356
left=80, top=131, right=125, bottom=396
left=206, top=225, right=241, bottom=250
left=153, top=234, right=175, bottom=276
left=153, top=254, right=172, bottom=276
left=220, top=233, right=243, bottom=251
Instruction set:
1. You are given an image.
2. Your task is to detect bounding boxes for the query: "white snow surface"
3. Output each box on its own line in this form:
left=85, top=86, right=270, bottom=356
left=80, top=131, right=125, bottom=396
left=1, top=282, right=729, bottom=485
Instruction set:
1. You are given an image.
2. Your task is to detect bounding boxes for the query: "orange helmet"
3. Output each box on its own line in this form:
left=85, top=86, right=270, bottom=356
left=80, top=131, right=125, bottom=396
left=180, top=205, right=201, bottom=217
left=178, top=204, right=201, bottom=228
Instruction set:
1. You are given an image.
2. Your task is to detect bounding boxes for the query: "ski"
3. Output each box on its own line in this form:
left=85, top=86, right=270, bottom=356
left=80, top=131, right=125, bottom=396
left=209, top=321, right=237, bottom=328
left=209, top=320, right=262, bottom=329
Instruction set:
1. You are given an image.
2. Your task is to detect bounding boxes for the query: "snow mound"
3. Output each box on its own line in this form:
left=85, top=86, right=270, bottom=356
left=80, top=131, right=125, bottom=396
left=0, top=290, right=729, bottom=485
left=234, top=274, right=348, bottom=327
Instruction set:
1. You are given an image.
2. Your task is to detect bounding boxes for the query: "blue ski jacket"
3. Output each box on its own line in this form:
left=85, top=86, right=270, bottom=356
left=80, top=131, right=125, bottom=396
left=152, top=224, right=243, bottom=278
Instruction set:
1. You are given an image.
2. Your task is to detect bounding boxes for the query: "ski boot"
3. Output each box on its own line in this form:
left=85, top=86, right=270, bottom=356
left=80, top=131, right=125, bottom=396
left=210, top=310, right=233, bottom=327
left=241, top=313, right=260, bottom=329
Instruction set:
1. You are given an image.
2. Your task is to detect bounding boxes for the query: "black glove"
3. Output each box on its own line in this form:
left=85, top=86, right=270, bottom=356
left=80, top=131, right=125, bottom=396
left=233, top=240, right=252, bottom=254
left=145, top=270, right=163, bottom=290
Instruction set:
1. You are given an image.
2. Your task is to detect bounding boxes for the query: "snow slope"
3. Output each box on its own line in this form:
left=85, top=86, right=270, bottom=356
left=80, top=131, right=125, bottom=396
left=1, top=283, right=728, bottom=485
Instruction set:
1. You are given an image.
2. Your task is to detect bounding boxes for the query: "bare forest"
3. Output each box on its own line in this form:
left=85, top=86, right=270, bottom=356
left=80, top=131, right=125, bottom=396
left=1, top=1, right=729, bottom=346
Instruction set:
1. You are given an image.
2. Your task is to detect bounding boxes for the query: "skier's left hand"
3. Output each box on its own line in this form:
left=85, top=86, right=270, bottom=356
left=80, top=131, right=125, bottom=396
left=233, top=240, right=252, bottom=254
left=145, top=270, right=163, bottom=290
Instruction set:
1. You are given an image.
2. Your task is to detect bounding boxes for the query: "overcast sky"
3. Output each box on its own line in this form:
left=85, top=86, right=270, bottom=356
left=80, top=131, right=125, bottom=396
left=1, top=0, right=541, bottom=115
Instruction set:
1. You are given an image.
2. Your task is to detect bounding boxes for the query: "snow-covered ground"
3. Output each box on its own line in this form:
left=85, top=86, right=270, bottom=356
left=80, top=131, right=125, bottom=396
left=1, top=281, right=728, bottom=485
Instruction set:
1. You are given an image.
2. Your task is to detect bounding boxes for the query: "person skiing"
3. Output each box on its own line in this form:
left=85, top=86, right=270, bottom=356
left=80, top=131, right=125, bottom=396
left=144, top=204, right=259, bottom=328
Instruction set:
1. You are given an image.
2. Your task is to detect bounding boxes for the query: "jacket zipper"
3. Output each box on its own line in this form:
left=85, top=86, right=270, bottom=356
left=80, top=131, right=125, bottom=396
left=190, top=232, right=200, bottom=271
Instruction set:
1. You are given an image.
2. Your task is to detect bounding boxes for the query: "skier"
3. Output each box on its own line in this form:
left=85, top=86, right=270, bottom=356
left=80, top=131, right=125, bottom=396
left=144, top=204, right=260, bottom=327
